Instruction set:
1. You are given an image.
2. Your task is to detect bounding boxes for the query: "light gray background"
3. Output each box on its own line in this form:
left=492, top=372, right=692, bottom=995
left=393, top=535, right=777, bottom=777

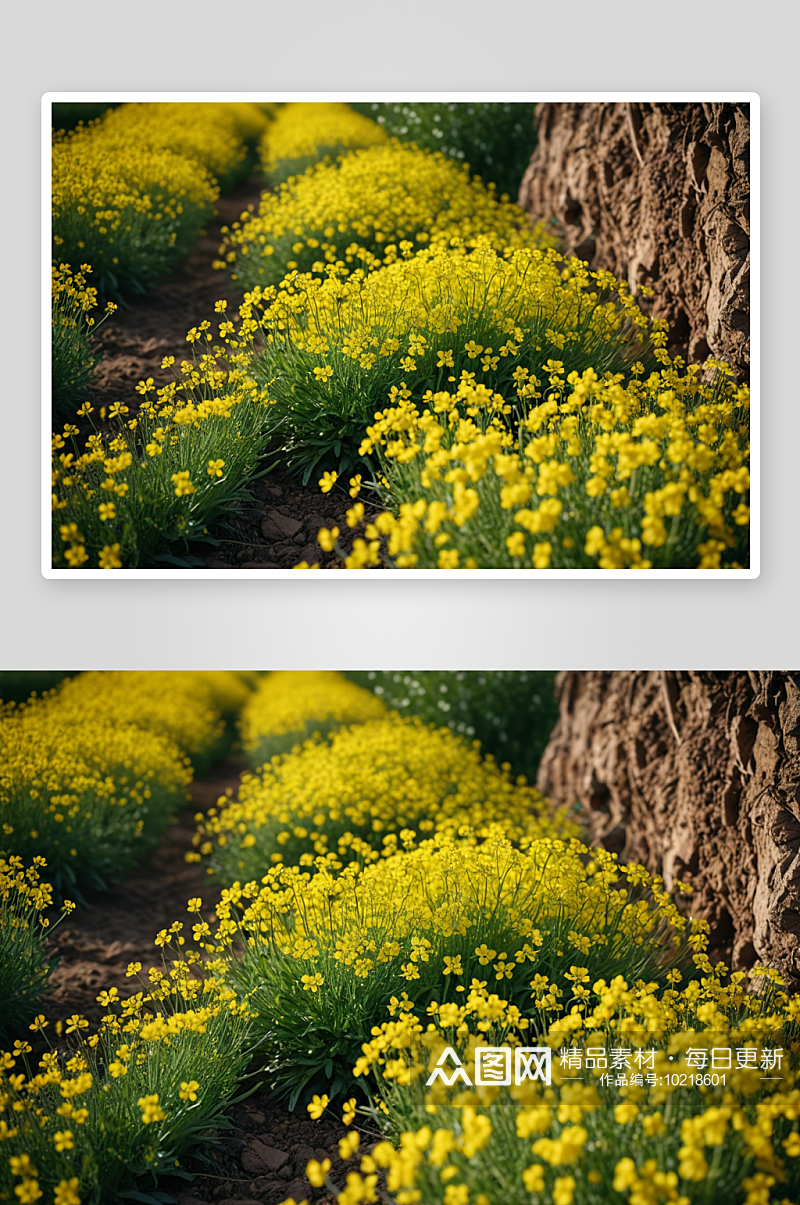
left=2, top=0, right=794, bottom=670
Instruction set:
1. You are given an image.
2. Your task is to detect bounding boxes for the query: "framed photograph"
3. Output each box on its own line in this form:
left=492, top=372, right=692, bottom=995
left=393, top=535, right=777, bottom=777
left=43, top=92, right=758, bottom=577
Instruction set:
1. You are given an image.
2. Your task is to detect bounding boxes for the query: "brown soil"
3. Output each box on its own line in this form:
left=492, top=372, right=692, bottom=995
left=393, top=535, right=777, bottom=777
left=85, top=176, right=377, bottom=571
left=44, top=755, right=241, bottom=1025
left=43, top=753, right=363, bottom=1204
left=176, top=1102, right=357, bottom=1205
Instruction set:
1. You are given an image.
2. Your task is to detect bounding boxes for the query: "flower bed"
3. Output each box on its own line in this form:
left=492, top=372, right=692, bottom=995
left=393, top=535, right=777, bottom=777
left=192, top=714, right=563, bottom=881
left=342, top=362, right=749, bottom=570
left=258, top=101, right=387, bottom=185
left=0, top=672, right=244, bottom=891
left=222, top=141, right=548, bottom=294
left=239, top=670, right=386, bottom=765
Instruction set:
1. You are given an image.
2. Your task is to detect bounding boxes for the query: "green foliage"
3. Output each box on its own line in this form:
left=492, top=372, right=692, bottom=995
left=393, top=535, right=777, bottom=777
left=346, top=671, right=559, bottom=781
left=0, top=858, right=64, bottom=1044
left=51, top=102, right=121, bottom=132
left=51, top=263, right=115, bottom=425
left=0, top=673, right=73, bottom=704
left=0, top=954, right=254, bottom=1205
left=52, top=361, right=278, bottom=570
left=351, top=101, right=536, bottom=198
left=224, top=836, right=692, bottom=1105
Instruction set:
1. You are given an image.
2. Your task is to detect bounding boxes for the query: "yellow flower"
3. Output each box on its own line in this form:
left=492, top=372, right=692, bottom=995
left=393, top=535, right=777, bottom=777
left=532, top=541, right=552, bottom=569
left=443, top=1185, right=469, bottom=1205
left=317, top=526, right=340, bottom=552
left=783, top=1132, right=800, bottom=1157
left=13, top=1180, right=41, bottom=1205
left=54, top=1180, right=81, bottom=1205
left=179, top=1080, right=199, bottom=1101
left=553, top=1176, right=575, bottom=1205
left=171, top=471, right=197, bottom=497
left=319, top=471, right=338, bottom=493
left=307, top=1157, right=332, bottom=1187
left=64, top=545, right=89, bottom=568
left=506, top=532, right=525, bottom=558
left=98, top=544, right=122, bottom=569
left=307, top=1094, right=329, bottom=1120
left=138, top=1094, right=166, bottom=1124
left=207, top=459, right=225, bottom=477
left=301, top=973, right=325, bottom=992
left=522, top=1164, right=545, bottom=1193
left=53, top=1130, right=74, bottom=1151
left=613, top=1159, right=637, bottom=1192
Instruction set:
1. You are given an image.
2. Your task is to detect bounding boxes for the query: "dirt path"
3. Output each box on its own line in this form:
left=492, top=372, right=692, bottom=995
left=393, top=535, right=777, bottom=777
left=87, top=181, right=258, bottom=412
left=44, top=754, right=354, bottom=1205
left=84, top=177, right=378, bottom=571
left=44, top=754, right=241, bottom=1024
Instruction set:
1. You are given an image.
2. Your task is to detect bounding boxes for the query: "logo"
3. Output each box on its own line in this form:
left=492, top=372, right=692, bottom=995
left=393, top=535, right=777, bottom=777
left=425, top=1045, right=552, bottom=1088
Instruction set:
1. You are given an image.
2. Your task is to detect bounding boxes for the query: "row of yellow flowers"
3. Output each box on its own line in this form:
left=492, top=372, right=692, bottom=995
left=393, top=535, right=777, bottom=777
left=0, top=672, right=258, bottom=1203
left=0, top=671, right=250, bottom=892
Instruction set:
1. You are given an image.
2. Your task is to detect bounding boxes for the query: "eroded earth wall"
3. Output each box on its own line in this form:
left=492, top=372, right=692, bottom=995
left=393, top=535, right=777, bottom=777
left=538, top=672, right=800, bottom=981
left=519, top=103, right=751, bottom=378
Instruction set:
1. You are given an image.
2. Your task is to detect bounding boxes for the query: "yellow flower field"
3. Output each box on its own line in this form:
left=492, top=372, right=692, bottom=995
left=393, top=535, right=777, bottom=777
left=0, top=671, right=790, bottom=1204
left=49, top=101, right=750, bottom=570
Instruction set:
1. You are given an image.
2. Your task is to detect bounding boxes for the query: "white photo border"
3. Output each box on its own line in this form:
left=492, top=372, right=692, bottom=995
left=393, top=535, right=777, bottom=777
left=41, top=91, right=760, bottom=580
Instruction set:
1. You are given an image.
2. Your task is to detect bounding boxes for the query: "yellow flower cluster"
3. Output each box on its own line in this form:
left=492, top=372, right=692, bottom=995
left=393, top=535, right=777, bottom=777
left=0, top=700, right=189, bottom=891
left=51, top=262, right=116, bottom=422
left=350, top=359, right=749, bottom=570
left=211, top=832, right=694, bottom=1111
left=340, top=945, right=800, bottom=1205
left=238, top=670, right=386, bottom=764
left=52, top=115, right=219, bottom=297
left=193, top=715, right=559, bottom=879
left=0, top=923, right=252, bottom=1204
left=0, top=856, right=74, bottom=1042
left=258, top=100, right=387, bottom=183
left=53, top=671, right=229, bottom=759
left=237, top=240, right=649, bottom=369
left=228, top=240, right=657, bottom=484
left=221, top=142, right=549, bottom=289
left=98, top=101, right=253, bottom=186
left=51, top=343, right=276, bottom=569
left=228, top=833, right=687, bottom=1001
left=51, top=261, right=110, bottom=327
left=0, top=672, right=237, bottom=890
